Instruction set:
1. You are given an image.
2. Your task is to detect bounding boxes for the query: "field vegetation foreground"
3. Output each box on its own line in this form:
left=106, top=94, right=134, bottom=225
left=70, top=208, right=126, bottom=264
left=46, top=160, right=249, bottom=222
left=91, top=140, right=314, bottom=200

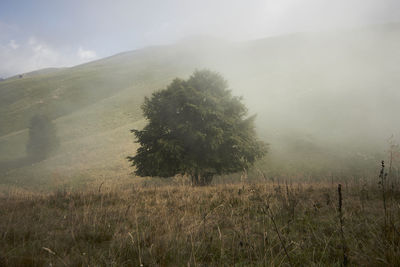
left=1, top=176, right=400, bottom=266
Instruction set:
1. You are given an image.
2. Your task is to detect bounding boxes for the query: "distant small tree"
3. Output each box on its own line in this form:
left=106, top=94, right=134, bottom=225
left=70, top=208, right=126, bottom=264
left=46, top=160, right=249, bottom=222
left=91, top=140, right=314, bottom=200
left=128, top=70, right=266, bottom=185
left=26, top=115, right=59, bottom=161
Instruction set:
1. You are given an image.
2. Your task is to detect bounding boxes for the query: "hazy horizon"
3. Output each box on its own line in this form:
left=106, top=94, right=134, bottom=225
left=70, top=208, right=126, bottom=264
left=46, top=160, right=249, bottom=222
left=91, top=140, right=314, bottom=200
left=1, top=0, right=399, bottom=77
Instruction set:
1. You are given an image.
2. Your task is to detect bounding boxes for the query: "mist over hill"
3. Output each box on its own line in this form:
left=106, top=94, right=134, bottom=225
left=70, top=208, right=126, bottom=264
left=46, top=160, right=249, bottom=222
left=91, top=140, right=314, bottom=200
left=1, top=24, right=399, bottom=188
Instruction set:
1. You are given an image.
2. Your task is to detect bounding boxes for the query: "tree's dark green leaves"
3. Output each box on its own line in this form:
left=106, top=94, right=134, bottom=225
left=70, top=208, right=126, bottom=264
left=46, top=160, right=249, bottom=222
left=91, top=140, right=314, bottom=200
left=128, top=70, right=267, bottom=185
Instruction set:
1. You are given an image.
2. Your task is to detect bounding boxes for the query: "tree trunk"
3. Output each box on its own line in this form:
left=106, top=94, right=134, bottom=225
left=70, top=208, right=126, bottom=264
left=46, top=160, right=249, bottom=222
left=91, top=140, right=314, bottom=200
left=191, top=174, right=199, bottom=186
left=191, top=173, right=213, bottom=186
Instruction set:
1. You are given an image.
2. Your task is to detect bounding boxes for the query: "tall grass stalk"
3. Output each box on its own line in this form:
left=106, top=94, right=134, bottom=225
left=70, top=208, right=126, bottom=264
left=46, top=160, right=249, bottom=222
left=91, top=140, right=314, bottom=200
left=338, top=184, right=348, bottom=266
left=379, top=160, right=388, bottom=231
left=266, top=205, right=293, bottom=267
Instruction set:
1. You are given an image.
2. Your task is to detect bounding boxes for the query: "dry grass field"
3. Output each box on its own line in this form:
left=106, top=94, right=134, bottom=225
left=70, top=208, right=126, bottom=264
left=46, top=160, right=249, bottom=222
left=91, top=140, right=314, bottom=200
left=1, top=175, right=400, bottom=266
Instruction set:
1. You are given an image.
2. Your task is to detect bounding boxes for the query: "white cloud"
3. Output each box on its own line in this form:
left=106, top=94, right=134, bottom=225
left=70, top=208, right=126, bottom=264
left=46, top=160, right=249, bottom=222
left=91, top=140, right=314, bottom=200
left=78, top=47, right=97, bottom=61
left=8, top=40, right=19, bottom=49
left=0, top=37, right=98, bottom=78
left=28, top=36, right=37, bottom=46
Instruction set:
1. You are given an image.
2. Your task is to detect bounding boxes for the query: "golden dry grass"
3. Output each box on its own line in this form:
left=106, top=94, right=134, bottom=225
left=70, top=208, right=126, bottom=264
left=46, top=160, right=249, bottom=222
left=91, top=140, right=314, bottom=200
left=1, top=179, right=400, bottom=266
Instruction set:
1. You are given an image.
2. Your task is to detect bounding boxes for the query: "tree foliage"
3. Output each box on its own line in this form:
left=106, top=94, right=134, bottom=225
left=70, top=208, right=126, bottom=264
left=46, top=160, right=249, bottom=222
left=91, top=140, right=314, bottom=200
left=128, top=70, right=266, bottom=185
left=26, top=114, right=59, bottom=160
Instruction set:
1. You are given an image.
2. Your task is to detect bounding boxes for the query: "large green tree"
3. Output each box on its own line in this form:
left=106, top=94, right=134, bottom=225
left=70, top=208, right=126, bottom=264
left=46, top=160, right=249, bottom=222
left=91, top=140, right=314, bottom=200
left=128, top=70, right=266, bottom=185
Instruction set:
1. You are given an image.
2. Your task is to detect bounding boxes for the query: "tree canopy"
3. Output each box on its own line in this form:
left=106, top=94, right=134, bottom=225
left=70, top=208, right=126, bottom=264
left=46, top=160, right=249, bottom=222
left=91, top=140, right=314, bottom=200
left=128, top=70, right=266, bottom=185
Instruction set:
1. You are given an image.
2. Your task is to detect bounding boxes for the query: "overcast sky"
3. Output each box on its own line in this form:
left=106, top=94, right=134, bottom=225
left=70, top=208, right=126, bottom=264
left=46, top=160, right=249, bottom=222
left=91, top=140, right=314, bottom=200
left=0, top=0, right=399, bottom=78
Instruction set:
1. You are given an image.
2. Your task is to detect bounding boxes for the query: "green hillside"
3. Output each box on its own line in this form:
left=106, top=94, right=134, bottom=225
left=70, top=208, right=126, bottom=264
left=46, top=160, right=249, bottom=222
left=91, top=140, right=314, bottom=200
left=1, top=24, right=399, bottom=189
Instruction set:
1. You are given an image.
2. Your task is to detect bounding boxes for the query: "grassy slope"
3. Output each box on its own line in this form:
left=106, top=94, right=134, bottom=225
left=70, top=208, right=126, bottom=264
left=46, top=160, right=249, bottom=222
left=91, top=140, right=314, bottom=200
left=0, top=24, right=399, bottom=188
left=0, top=45, right=195, bottom=137
left=0, top=45, right=201, bottom=187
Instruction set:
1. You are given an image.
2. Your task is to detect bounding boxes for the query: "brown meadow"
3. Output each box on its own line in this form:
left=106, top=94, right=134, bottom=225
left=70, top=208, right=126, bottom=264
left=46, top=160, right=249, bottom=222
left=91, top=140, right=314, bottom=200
left=1, top=176, right=400, bottom=266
